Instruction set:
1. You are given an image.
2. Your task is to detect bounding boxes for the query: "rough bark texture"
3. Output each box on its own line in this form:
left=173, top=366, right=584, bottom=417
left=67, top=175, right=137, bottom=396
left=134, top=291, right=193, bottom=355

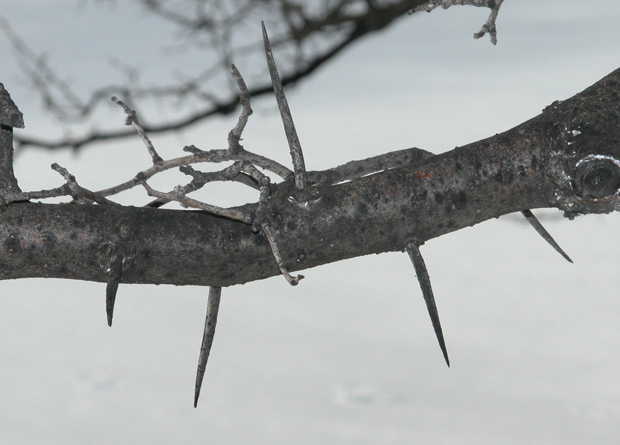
left=2, top=67, right=620, bottom=288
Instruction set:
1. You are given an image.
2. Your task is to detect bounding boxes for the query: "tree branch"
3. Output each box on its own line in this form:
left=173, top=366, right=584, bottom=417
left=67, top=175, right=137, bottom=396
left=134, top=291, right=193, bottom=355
left=2, top=67, right=620, bottom=288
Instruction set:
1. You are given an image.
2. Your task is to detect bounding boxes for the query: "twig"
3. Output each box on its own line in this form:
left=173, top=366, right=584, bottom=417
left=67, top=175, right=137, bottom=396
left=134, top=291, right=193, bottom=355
left=111, top=96, right=163, bottom=163
left=227, top=64, right=252, bottom=154
left=95, top=147, right=292, bottom=199
left=194, top=286, right=222, bottom=408
left=51, top=163, right=115, bottom=205
left=261, top=22, right=307, bottom=191
left=261, top=223, right=304, bottom=286
left=146, top=162, right=257, bottom=208
left=473, top=0, right=504, bottom=44
left=142, top=182, right=252, bottom=224
left=414, top=0, right=505, bottom=45
left=239, top=162, right=271, bottom=232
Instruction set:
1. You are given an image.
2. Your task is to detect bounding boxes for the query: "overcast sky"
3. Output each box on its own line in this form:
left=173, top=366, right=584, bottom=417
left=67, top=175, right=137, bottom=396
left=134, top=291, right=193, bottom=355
left=1, top=1, right=620, bottom=444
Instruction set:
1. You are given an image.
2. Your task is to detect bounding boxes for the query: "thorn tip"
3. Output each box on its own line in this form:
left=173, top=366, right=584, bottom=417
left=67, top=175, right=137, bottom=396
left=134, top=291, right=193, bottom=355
left=521, top=210, right=573, bottom=263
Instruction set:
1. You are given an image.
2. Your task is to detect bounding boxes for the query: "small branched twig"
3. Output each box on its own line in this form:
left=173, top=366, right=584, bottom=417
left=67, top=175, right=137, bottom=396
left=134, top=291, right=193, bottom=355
left=414, top=0, right=505, bottom=45
left=111, top=96, right=163, bottom=164
left=51, top=163, right=115, bottom=205
left=95, top=147, right=292, bottom=200
left=142, top=182, right=252, bottom=223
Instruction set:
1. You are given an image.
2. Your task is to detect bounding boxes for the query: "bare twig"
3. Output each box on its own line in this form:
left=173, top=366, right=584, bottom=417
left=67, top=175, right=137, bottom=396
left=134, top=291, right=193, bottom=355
left=194, top=286, right=222, bottom=408
left=95, top=147, right=291, bottom=199
left=415, top=0, right=505, bottom=44
left=262, top=22, right=307, bottom=191
left=261, top=223, right=304, bottom=286
left=239, top=162, right=271, bottom=232
left=227, top=64, right=252, bottom=154
left=142, top=182, right=252, bottom=224
left=111, top=96, right=163, bottom=164
left=51, top=163, right=115, bottom=205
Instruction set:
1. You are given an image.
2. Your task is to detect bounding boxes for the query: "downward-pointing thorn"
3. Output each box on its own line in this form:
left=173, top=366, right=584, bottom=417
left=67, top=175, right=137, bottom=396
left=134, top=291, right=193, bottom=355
left=194, top=286, right=222, bottom=408
left=521, top=210, right=573, bottom=263
left=105, top=250, right=123, bottom=327
left=106, top=280, right=119, bottom=327
left=406, top=243, right=450, bottom=367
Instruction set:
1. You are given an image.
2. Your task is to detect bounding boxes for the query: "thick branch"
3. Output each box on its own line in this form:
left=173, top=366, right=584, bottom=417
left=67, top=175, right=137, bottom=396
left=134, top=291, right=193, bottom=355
left=3, top=67, right=620, bottom=287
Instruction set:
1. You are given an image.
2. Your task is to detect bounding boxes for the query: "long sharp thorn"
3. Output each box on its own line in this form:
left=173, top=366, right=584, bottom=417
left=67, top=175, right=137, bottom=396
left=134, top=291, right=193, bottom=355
left=261, top=21, right=307, bottom=191
left=406, top=243, right=450, bottom=367
left=521, top=209, right=573, bottom=263
left=105, top=251, right=123, bottom=327
left=194, top=286, right=222, bottom=408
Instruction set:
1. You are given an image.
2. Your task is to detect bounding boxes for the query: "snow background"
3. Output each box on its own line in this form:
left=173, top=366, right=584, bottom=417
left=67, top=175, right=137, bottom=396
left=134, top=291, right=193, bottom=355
left=1, top=1, right=620, bottom=443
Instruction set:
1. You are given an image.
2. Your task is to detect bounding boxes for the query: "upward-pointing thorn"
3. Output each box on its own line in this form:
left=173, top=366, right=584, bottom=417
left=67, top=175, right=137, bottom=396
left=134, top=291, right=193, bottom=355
left=261, top=21, right=307, bottom=191
left=521, top=209, right=573, bottom=263
left=406, top=243, right=450, bottom=367
left=194, top=286, right=222, bottom=408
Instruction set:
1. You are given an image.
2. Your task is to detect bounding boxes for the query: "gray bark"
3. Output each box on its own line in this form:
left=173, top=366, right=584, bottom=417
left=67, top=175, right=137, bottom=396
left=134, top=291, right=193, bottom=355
left=1, top=67, right=620, bottom=288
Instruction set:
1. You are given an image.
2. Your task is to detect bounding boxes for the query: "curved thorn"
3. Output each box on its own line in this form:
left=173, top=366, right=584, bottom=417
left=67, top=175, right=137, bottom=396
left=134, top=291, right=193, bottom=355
left=521, top=210, right=573, bottom=263
left=406, top=243, right=450, bottom=367
left=194, top=286, right=222, bottom=408
left=105, top=251, right=123, bottom=327
left=261, top=21, right=307, bottom=191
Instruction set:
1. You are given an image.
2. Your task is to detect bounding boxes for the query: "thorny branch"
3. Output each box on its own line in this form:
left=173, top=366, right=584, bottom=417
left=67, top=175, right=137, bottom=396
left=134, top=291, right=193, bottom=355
left=3, top=20, right=580, bottom=403
left=4, top=7, right=618, bottom=408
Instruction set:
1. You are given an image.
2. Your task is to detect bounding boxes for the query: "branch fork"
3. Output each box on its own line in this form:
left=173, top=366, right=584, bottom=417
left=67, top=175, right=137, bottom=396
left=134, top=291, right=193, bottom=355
left=415, top=0, right=505, bottom=44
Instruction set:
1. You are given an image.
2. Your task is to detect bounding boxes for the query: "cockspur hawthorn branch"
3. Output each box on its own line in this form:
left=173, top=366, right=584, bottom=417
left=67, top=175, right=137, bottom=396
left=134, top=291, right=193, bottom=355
left=3, top=20, right=620, bottom=407
left=2, top=67, right=620, bottom=402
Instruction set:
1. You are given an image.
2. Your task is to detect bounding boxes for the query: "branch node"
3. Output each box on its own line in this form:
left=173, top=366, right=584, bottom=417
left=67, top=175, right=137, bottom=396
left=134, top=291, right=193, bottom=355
left=414, top=0, right=504, bottom=44
left=51, top=163, right=114, bottom=205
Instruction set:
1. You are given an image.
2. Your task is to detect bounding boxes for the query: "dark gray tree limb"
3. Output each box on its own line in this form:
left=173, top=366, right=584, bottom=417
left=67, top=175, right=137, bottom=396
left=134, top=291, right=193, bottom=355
left=1, top=67, right=619, bottom=288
